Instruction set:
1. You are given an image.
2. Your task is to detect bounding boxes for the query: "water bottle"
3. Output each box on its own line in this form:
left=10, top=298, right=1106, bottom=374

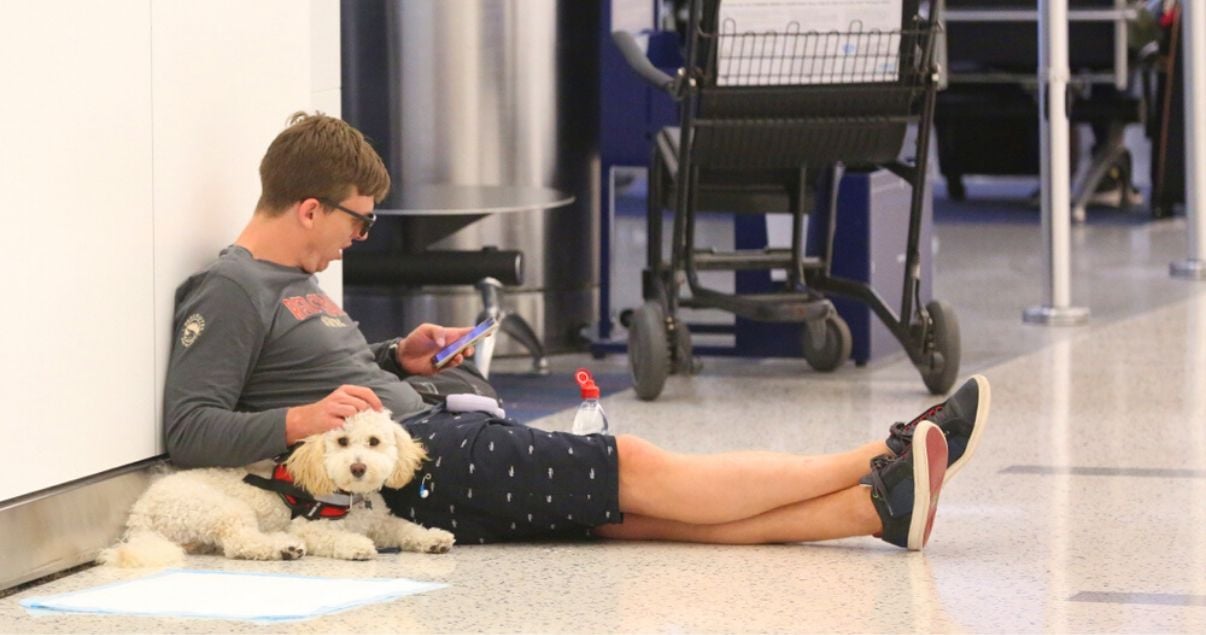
left=571, top=368, right=610, bottom=435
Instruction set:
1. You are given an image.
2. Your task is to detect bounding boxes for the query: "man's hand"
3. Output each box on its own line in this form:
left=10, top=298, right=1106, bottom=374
left=397, top=322, right=476, bottom=376
left=285, top=385, right=383, bottom=445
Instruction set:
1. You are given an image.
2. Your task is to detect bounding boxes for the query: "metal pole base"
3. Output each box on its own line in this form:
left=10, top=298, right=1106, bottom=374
left=1171, top=259, right=1206, bottom=280
left=1023, top=305, right=1090, bottom=326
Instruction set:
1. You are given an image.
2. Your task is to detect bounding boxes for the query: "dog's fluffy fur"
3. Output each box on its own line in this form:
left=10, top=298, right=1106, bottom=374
left=100, top=410, right=453, bottom=567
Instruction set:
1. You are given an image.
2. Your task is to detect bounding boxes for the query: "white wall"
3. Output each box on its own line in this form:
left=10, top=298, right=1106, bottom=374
left=0, top=0, right=341, bottom=502
left=311, top=0, right=345, bottom=300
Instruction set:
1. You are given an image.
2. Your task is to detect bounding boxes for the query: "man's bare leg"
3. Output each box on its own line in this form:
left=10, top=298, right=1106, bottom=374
left=594, top=484, right=880, bottom=544
left=614, top=435, right=888, bottom=525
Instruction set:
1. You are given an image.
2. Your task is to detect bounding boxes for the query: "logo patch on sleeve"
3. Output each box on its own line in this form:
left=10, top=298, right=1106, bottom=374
left=180, top=314, right=206, bottom=348
left=320, top=315, right=350, bottom=328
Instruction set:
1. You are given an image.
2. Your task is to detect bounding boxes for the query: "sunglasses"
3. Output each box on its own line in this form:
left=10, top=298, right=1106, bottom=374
left=315, top=197, right=377, bottom=238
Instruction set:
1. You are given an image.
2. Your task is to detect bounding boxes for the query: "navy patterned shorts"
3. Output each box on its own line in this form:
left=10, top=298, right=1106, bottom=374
left=381, top=408, right=623, bottom=544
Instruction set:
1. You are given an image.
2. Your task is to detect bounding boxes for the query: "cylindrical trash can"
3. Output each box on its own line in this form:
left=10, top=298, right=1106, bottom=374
left=341, top=0, right=600, bottom=354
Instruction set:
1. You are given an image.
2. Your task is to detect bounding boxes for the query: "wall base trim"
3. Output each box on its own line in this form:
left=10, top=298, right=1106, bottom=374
left=0, top=459, right=162, bottom=593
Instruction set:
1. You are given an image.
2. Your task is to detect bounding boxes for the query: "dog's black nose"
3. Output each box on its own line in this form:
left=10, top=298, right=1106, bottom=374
left=350, top=462, right=366, bottom=478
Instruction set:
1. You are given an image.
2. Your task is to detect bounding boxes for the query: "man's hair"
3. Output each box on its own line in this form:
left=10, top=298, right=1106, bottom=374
left=256, top=112, right=391, bottom=215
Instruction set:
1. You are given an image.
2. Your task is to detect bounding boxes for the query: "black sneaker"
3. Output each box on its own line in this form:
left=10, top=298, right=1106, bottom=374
left=885, top=375, right=990, bottom=484
left=1089, top=151, right=1144, bottom=208
left=862, top=421, right=948, bottom=551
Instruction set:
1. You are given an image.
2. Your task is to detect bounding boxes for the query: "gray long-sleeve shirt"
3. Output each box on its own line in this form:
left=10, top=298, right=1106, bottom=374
left=163, top=245, right=428, bottom=468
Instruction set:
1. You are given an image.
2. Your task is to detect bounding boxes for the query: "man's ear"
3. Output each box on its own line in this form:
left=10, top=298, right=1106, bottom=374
left=284, top=437, right=336, bottom=496
left=296, top=198, right=321, bottom=230
left=386, top=427, right=428, bottom=489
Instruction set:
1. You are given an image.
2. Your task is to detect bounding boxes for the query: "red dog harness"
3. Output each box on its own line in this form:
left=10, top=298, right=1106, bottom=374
left=243, top=464, right=366, bottom=520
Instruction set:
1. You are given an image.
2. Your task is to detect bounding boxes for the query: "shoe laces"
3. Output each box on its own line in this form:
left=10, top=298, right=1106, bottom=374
left=865, top=454, right=897, bottom=516
left=890, top=404, right=943, bottom=441
left=869, top=453, right=894, bottom=473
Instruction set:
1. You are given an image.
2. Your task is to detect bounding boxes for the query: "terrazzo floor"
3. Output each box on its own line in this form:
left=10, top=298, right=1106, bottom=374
left=3, top=186, right=1206, bottom=633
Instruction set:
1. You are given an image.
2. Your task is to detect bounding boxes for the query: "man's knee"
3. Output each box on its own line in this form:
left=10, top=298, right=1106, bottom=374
left=615, top=434, right=661, bottom=474
left=614, top=435, right=686, bottom=517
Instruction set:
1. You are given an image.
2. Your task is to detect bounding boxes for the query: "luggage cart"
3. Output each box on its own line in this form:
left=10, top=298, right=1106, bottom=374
left=612, top=0, right=959, bottom=399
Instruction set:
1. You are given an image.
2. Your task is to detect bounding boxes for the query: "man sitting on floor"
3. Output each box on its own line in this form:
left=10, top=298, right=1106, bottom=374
left=164, top=112, right=989, bottom=550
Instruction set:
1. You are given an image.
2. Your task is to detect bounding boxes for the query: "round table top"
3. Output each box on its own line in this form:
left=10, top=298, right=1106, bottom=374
left=375, top=184, right=575, bottom=217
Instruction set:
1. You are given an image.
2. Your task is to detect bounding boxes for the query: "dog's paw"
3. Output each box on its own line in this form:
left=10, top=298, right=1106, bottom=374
left=349, top=546, right=377, bottom=561
left=274, top=534, right=307, bottom=561
left=334, top=535, right=378, bottom=561
left=280, top=544, right=306, bottom=561
left=420, top=528, right=455, bottom=554
left=228, top=533, right=306, bottom=561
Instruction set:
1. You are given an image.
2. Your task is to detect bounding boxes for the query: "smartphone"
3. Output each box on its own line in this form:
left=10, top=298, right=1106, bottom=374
left=433, top=317, right=499, bottom=368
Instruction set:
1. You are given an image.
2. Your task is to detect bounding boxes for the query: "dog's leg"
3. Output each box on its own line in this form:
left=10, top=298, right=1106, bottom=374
left=218, top=525, right=308, bottom=562
left=368, top=512, right=456, bottom=554
left=289, top=519, right=378, bottom=560
left=194, top=493, right=305, bottom=561
left=131, top=475, right=306, bottom=562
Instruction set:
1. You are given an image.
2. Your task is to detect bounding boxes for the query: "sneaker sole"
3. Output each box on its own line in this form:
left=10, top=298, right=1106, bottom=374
left=907, top=422, right=948, bottom=551
left=940, top=374, right=991, bottom=485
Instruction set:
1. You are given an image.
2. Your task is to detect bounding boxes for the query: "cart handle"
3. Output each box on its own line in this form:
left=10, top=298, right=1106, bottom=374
left=611, top=30, right=683, bottom=98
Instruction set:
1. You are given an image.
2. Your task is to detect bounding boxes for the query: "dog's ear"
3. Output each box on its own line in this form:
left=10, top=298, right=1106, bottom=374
left=385, top=426, right=428, bottom=489
left=284, top=436, right=337, bottom=497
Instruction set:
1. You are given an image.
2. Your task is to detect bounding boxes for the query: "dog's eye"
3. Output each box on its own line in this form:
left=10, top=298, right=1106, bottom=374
left=369, top=436, right=380, bottom=447
left=337, top=437, right=349, bottom=447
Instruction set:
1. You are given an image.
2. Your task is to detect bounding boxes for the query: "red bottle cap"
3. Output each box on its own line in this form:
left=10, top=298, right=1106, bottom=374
left=575, top=368, right=600, bottom=399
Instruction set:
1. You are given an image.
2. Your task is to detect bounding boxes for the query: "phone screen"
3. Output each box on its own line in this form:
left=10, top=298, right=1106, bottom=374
left=433, top=318, right=497, bottom=367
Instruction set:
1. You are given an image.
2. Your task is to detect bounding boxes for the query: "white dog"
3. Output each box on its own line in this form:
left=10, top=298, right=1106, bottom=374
left=100, top=410, right=454, bottom=567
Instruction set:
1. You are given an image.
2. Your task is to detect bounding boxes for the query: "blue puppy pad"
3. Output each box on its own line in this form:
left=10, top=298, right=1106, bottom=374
left=21, top=568, right=447, bottom=623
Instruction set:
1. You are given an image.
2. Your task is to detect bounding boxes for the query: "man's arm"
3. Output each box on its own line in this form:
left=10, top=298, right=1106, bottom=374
left=390, top=323, right=476, bottom=376
left=163, top=275, right=285, bottom=468
left=283, top=385, right=383, bottom=445
left=369, top=323, right=473, bottom=378
left=368, top=337, right=407, bottom=378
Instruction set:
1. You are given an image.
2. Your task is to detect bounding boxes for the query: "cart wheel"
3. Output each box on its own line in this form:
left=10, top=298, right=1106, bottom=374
left=801, top=313, right=852, bottom=372
left=670, top=319, right=697, bottom=375
left=919, top=300, right=961, bottom=394
left=628, top=301, right=671, bottom=401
